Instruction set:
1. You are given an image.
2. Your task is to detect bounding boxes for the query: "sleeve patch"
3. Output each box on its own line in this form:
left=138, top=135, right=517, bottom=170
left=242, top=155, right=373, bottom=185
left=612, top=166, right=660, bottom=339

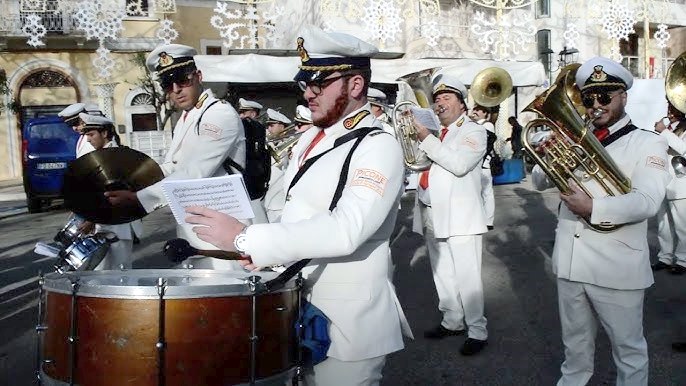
left=199, top=123, right=222, bottom=139
left=646, top=155, right=667, bottom=170
left=350, top=168, right=388, bottom=196
left=462, top=136, right=479, bottom=150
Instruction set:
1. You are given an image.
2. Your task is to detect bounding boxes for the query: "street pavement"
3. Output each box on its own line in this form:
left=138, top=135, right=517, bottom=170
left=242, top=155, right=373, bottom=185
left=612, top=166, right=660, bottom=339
left=1, top=176, right=685, bottom=385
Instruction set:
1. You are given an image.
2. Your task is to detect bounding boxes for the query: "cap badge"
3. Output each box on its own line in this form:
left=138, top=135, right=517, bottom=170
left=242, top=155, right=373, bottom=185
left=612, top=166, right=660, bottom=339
left=590, top=65, right=608, bottom=83
left=158, top=52, right=173, bottom=68
left=343, top=110, right=370, bottom=130
left=297, top=37, right=310, bottom=63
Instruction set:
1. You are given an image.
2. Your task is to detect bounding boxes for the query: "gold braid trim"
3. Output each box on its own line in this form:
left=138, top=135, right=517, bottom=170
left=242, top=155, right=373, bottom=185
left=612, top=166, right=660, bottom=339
left=298, top=64, right=353, bottom=71
left=158, top=59, right=195, bottom=75
left=581, top=81, right=626, bottom=91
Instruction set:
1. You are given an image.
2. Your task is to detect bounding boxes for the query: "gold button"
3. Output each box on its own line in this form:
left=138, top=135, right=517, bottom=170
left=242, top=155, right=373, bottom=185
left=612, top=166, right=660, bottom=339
left=574, top=233, right=580, bottom=238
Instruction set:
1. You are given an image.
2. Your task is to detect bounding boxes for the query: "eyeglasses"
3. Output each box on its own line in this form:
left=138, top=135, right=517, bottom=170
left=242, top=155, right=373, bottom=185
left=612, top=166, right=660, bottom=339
left=581, top=91, right=624, bottom=108
left=161, top=72, right=196, bottom=92
left=298, top=74, right=352, bottom=95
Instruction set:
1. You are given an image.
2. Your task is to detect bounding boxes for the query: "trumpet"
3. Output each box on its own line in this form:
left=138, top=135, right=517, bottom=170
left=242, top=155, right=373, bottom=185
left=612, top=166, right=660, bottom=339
left=267, top=126, right=302, bottom=164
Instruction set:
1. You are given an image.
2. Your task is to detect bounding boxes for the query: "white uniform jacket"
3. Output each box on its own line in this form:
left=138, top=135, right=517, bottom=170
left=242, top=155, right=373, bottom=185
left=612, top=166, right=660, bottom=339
left=264, top=154, right=288, bottom=223
left=413, top=114, right=488, bottom=238
left=244, top=105, right=408, bottom=361
left=75, top=135, right=95, bottom=158
left=137, top=89, right=246, bottom=249
left=660, top=125, right=686, bottom=200
left=96, top=141, right=142, bottom=240
left=532, top=115, right=670, bottom=290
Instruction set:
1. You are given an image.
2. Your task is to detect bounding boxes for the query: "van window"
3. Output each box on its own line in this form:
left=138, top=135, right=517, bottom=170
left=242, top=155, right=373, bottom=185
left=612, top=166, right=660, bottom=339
left=28, top=123, right=78, bottom=154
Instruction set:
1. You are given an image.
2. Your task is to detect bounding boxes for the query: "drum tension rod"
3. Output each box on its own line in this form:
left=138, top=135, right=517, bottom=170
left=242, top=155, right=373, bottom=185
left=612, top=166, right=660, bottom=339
left=35, top=272, right=47, bottom=385
left=156, top=278, right=168, bottom=386
left=67, top=276, right=80, bottom=386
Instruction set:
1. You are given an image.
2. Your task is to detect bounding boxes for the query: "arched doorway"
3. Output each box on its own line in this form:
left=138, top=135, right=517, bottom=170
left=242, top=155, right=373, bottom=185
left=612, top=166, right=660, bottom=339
left=18, top=69, right=79, bottom=125
left=124, top=87, right=171, bottom=164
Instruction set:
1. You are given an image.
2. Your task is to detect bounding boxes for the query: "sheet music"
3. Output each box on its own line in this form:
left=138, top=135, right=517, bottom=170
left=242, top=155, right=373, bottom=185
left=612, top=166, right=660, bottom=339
left=410, top=106, right=442, bottom=132
left=161, top=175, right=255, bottom=225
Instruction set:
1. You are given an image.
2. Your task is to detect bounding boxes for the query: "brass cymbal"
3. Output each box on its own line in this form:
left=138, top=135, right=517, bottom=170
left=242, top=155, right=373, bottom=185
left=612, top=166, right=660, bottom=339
left=63, top=147, right=164, bottom=225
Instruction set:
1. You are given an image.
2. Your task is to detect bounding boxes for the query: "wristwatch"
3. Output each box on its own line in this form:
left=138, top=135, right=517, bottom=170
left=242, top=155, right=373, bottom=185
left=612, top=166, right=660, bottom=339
left=233, top=226, right=248, bottom=254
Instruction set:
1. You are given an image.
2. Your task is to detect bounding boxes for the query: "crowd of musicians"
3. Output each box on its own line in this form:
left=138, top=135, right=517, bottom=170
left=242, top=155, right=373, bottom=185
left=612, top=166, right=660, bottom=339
left=54, top=24, right=686, bottom=386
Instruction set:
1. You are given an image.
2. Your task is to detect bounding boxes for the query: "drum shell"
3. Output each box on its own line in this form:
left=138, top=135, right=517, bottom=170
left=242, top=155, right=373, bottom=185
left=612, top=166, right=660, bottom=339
left=41, top=271, right=299, bottom=386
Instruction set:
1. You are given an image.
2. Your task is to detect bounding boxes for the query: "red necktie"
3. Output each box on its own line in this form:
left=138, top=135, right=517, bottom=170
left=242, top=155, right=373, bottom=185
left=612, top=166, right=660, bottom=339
left=299, top=129, right=326, bottom=168
left=594, top=127, right=609, bottom=141
left=419, top=127, right=449, bottom=190
left=182, top=110, right=189, bottom=122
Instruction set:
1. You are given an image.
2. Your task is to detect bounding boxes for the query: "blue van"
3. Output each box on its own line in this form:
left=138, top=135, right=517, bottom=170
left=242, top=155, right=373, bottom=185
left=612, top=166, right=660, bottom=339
left=21, top=116, right=79, bottom=213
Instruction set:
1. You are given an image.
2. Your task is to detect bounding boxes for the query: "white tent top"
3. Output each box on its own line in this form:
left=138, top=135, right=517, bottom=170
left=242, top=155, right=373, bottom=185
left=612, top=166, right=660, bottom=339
left=195, top=54, right=547, bottom=87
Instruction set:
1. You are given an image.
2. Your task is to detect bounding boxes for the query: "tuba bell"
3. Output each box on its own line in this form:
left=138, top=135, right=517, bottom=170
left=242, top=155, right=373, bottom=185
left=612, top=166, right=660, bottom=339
left=471, top=67, right=513, bottom=108
left=392, top=68, right=437, bottom=172
left=665, top=51, right=686, bottom=177
left=521, top=64, right=631, bottom=232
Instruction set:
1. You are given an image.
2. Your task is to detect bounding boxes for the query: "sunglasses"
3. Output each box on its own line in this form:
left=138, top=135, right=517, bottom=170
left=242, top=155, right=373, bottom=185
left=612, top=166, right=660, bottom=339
left=298, top=74, right=352, bottom=96
left=581, top=91, right=624, bottom=108
left=161, top=72, right=196, bottom=92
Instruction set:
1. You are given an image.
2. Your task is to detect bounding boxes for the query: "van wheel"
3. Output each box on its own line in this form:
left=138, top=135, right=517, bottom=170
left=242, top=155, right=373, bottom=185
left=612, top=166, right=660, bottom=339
left=26, top=195, right=42, bottom=213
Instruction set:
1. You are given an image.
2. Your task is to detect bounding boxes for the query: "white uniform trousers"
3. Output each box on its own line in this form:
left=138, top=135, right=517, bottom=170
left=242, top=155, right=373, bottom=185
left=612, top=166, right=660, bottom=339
left=480, top=167, right=495, bottom=227
left=95, top=240, right=133, bottom=270
left=303, top=355, right=386, bottom=386
left=421, top=205, right=488, bottom=340
left=657, top=198, right=686, bottom=267
left=556, top=278, right=648, bottom=386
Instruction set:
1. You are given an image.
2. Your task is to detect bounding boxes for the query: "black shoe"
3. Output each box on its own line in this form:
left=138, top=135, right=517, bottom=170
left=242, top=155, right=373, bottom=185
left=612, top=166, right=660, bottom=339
left=423, top=325, right=465, bottom=339
left=487, top=225, right=494, bottom=231
left=460, top=338, right=488, bottom=356
left=652, top=261, right=672, bottom=271
left=673, top=342, right=686, bottom=352
left=670, top=265, right=686, bottom=275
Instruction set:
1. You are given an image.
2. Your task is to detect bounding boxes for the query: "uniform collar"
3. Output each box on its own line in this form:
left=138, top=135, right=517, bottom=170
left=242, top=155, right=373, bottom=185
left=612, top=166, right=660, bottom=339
left=607, top=114, right=631, bottom=134
left=448, top=113, right=468, bottom=129
left=189, top=89, right=213, bottom=112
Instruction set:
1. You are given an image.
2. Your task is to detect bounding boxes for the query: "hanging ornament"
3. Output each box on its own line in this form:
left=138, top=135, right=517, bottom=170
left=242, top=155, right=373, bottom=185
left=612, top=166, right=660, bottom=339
left=601, top=2, right=635, bottom=41
left=211, top=1, right=283, bottom=49
left=470, top=9, right=536, bottom=61
left=152, top=0, right=177, bottom=14
left=156, top=18, right=179, bottom=44
left=654, top=23, right=670, bottom=49
left=422, top=20, right=441, bottom=48
left=362, top=0, right=403, bottom=46
left=22, top=13, right=46, bottom=47
left=92, top=45, right=118, bottom=80
left=609, top=45, right=623, bottom=63
left=126, top=0, right=147, bottom=16
left=73, top=0, right=126, bottom=43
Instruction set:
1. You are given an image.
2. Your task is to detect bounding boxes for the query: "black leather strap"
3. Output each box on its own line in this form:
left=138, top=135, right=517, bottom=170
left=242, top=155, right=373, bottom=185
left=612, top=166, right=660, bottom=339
left=600, top=123, right=637, bottom=147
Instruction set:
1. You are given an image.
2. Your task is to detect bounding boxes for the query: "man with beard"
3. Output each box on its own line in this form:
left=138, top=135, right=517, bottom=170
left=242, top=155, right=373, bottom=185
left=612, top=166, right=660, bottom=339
left=532, top=56, right=670, bottom=385
left=105, top=43, right=250, bottom=269
left=184, top=25, right=411, bottom=385
left=411, top=74, right=489, bottom=356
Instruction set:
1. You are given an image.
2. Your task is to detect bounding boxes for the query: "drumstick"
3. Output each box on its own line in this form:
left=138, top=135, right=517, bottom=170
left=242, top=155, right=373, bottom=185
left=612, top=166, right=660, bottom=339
left=163, top=238, right=242, bottom=262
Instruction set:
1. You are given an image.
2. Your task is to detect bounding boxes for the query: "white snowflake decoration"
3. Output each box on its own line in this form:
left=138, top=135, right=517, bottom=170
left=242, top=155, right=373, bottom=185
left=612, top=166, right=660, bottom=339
left=126, top=0, right=147, bottom=16
left=92, top=46, right=118, bottom=80
left=470, top=10, right=536, bottom=61
left=211, top=1, right=283, bottom=49
left=609, top=45, right=623, bottom=63
left=654, top=23, right=670, bottom=49
left=363, top=0, right=403, bottom=45
left=422, top=20, right=441, bottom=47
left=601, top=2, right=635, bottom=41
left=22, top=13, right=46, bottom=47
left=73, top=0, right=126, bottom=43
left=156, top=19, right=178, bottom=44
left=563, top=22, right=580, bottom=49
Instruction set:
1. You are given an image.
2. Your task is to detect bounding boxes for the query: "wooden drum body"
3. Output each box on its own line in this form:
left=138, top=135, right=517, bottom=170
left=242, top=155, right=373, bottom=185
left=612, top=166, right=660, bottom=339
left=38, top=270, right=299, bottom=386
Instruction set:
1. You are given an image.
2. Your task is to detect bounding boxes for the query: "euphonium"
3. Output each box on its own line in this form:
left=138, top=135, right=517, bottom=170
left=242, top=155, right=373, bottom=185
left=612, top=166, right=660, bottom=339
left=665, top=51, right=686, bottom=177
left=521, top=63, right=631, bottom=232
left=393, top=68, right=437, bottom=171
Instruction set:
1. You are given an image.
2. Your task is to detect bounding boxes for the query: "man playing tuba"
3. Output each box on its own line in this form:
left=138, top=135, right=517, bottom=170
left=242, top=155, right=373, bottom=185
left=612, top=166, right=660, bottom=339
left=532, top=57, right=670, bottom=386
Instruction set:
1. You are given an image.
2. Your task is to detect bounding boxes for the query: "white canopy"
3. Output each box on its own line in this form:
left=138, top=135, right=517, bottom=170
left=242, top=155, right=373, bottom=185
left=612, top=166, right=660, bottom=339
left=195, top=54, right=547, bottom=87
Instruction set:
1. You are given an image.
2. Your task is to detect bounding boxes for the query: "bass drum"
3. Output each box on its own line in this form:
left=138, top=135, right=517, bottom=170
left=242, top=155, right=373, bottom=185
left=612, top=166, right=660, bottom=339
left=39, top=270, right=300, bottom=386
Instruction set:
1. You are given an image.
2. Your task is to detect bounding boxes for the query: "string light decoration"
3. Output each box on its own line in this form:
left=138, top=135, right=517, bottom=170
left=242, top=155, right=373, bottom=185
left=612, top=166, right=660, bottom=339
left=156, top=19, right=179, bottom=44
left=211, top=0, right=284, bottom=49
left=469, top=0, right=537, bottom=61
left=152, top=0, right=177, bottom=14
left=362, top=0, right=403, bottom=46
left=22, top=13, right=46, bottom=47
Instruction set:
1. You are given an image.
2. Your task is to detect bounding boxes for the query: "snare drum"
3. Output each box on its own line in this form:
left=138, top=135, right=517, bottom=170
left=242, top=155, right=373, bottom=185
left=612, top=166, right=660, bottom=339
left=54, top=216, right=84, bottom=247
left=38, top=270, right=300, bottom=386
left=54, top=234, right=112, bottom=273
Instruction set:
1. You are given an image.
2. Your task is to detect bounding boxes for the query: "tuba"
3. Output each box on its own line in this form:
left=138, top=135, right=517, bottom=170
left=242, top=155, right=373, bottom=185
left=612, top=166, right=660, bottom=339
left=392, top=68, right=437, bottom=171
left=665, top=51, right=686, bottom=177
left=471, top=67, right=513, bottom=108
left=521, top=64, right=631, bottom=232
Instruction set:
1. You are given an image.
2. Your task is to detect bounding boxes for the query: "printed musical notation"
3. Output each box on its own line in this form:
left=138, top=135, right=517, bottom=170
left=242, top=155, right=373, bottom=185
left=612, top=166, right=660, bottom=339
left=161, top=175, right=255, bottom=225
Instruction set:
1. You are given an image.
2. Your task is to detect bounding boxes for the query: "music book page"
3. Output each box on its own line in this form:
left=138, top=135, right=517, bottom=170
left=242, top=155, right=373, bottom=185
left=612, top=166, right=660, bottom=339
left=410, top=106, right=442, bottom=132
left=161, top=175, right=255, bottom=225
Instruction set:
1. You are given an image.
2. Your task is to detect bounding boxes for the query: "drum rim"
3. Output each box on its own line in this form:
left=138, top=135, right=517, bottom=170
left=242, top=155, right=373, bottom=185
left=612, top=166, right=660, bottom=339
left=42, top=269, right=297, bottom=299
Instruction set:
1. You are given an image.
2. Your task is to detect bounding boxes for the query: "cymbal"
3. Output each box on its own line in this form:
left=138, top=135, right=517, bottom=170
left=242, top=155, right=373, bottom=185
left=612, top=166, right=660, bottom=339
left=63, top=147, right=164, bottom=224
